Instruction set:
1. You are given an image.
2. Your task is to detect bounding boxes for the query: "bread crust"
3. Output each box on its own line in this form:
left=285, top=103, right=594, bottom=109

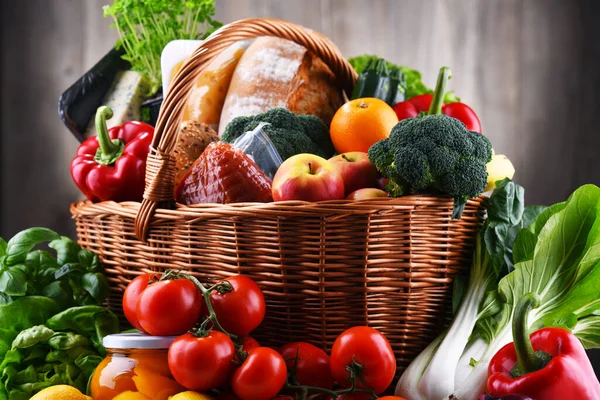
left=173, top=121, right=219, bottom=185
left=218, top=37, right=341, bottom=135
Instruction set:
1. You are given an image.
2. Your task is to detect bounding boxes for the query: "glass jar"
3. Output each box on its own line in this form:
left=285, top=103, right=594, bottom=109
left=90, top=333, right=183, bottom=400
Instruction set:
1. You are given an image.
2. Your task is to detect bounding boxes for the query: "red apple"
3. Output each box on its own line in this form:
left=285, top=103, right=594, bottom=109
left=328, top=152, right=380, bottom=196
left=346, top=188, right=389, bottom=200
left=272, top=154, right=345, bottom=202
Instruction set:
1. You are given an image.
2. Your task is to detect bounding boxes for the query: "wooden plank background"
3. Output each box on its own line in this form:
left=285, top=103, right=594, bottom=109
left=0, top=0, right=599, bottom=371
left=2, top=0, right=599, bottom=238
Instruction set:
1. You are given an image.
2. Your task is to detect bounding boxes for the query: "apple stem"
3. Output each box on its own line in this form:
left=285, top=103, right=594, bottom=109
left=308, top=162, right=313, bottom=175
left=342, top=154, right=350, bottom=162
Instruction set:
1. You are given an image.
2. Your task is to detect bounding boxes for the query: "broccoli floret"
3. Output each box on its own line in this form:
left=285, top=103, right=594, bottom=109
left=221, top=108, right=335, bottom=160
left=297, top=114, right=335, bottom=156
left=367, top=114, right=492, bottom=218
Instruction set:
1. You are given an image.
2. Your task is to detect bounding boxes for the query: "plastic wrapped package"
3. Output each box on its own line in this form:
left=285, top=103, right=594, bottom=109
left=231, top=122, right=283, bottom=179
left=57, top=49, right=131, bottom=142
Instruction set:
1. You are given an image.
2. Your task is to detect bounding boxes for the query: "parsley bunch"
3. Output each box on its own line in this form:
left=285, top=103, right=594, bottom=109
left=103, top=0, right=222, bottom=97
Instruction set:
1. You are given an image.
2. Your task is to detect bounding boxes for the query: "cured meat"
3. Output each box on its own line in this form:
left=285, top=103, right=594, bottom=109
left=175, top=142, right=273, bottom=204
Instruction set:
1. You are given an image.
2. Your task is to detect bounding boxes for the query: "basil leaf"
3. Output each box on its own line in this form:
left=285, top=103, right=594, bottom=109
left=25, top=251, right=58, bottom=282
left=78, top=250, right=98, bottom=272
left=0, top=239, right=7, bottom=258
left=41, top=281, right=73, bottom=310
left=49, top=237, right=82, bottom=266
left=53, top=263, right=84, bottom=280
left=0, top=269, right=27, bottom=297
left=4, top=229, right=60, bottom=266
left=81, top=273, right=109, bottom=304
left=11, top=326, right=54, bottom=350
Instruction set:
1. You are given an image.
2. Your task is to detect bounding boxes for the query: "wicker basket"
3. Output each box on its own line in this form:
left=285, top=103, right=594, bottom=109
left=70, top=18, right=484, bottom=375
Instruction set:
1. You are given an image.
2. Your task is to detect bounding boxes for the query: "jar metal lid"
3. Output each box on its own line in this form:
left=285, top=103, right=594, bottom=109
left=102, top=333, right=177, bottom=349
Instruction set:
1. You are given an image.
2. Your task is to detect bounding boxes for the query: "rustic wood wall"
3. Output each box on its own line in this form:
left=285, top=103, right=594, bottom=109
left=1, top=0, right=599, bottom=370
left=2, top=0, right=599, bottom=238
left=2, top=0, right=599, bottom=239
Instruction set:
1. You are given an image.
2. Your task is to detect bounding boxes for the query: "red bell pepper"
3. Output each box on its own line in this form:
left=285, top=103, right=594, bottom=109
left=71, top=106, right=154, bottom=202
left=487, top=293, right=600, bottom=400
left=392, top=67, right=482, bottom=133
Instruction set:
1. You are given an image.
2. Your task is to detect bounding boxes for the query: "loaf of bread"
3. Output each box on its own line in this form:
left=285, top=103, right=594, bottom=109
left=178, top=42, right=249, bottom=129
left=218, top=37, right=342, bottom=136
left=173, top=121, right=219, bottom=186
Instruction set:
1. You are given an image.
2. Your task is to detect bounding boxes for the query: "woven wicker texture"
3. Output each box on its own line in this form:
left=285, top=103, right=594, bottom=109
left=70, top=18, right=485, bottom=376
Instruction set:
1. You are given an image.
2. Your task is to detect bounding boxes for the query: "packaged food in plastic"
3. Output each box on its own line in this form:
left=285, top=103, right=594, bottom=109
left=175, top=142, right=273, bottom=205
left=231, top=122, right=283, bottom=179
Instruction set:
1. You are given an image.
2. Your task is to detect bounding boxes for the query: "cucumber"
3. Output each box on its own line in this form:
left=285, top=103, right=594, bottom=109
left=351, top=57, right=406, bottom=106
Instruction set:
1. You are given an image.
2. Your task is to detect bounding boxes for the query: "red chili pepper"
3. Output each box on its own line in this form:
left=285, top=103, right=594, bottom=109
left=70, top=106, right=154, bottom=202
left=487, top=293, right=600, bottom=400
left=392, top=67, right=482, bottom=133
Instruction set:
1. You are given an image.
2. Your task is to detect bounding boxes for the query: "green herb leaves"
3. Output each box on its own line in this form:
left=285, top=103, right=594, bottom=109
left=103, top=0, right=222, bottom=96
left=0, top=228, right=118, bottom=398
left=0, top=230, right=109, bottom=308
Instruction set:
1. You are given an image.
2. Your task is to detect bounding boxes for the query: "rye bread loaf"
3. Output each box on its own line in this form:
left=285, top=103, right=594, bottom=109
left=217, top=37, right=342, bottom=136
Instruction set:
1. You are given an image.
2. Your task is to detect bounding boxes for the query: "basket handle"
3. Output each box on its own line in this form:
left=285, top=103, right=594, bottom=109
left=134, top=18, right=358, bottom=240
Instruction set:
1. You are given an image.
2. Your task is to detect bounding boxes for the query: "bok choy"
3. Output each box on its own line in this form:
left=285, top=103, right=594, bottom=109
left=396, top=182, right=600, bottom=400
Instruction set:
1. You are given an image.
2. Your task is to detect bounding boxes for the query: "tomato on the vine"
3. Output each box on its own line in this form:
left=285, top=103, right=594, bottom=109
left=136, top=278, right=203, bottom=336
left=278, top=342, right=333, bottom=389
left=122, top=273, right=160, bottom=331
left=168, top=331, right=236, bottom=391
left=232, top=347, right=287, bottom=400
left=210, top=275, right=266, bottom=336
left=233, top=336, right=260, bottom=364
left=330, top=326, right=396, bottom=394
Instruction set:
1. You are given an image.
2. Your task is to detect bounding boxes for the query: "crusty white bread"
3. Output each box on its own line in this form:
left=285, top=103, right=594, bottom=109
left=218, top=37, right=342, bottom=136
left=172, top=41, right=249, bottom=128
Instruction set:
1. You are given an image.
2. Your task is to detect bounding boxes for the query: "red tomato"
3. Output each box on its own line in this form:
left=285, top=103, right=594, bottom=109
left=136, top=278, right=203, bottom=336
left=168, top=331, right=236, bottom=391
left=278, top=342, right=333, bottom=389
left=336, top=394, right=371, bottom=400
left=233, top=336, right=260, bottom=363
left=210, top=276, right=266, bottom=336
left=330, top=326, right=396, bottom=394
left=122, top=273, right=160, bottom=332
left=232, top=347, right=287, bottom=400
left=216, top=393, right=240, bottom=400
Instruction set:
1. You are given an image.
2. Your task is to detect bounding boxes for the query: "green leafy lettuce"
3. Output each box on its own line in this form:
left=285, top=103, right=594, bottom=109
left=0, top=228, right=118, bottom=399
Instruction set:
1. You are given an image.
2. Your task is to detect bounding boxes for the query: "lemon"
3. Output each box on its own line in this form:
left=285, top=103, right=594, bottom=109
left=113, top=391, right=151, bottom=400
left=30, top=385, right=91, bottom=400
left=169, top=392, right=215, bottom=400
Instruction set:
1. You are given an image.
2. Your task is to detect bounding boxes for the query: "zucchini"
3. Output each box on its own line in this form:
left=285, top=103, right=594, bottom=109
left=351, top=57, right=406, bottom=106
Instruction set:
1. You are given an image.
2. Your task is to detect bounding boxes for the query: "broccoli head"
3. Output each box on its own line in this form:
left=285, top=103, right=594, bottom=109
left=221, top=108, right=335, bottom=161
left=367, top=114, right=492, bottom=218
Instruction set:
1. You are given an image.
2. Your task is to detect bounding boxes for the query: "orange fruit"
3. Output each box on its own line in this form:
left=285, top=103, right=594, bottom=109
left=330, top=97, right=399, bottom=153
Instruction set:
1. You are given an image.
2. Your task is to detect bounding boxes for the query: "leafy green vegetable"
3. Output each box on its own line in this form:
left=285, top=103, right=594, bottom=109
left=103, top=0, right=222, bottom=96
left=348, top=54, right=460, bottom=102
left=396, top=179, right=528, bottom=399
left=0, top=228, right=118, bottom=399
left=3, top=229, right=60, bottom=266
left=396, top=183, right=600, bottom=400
